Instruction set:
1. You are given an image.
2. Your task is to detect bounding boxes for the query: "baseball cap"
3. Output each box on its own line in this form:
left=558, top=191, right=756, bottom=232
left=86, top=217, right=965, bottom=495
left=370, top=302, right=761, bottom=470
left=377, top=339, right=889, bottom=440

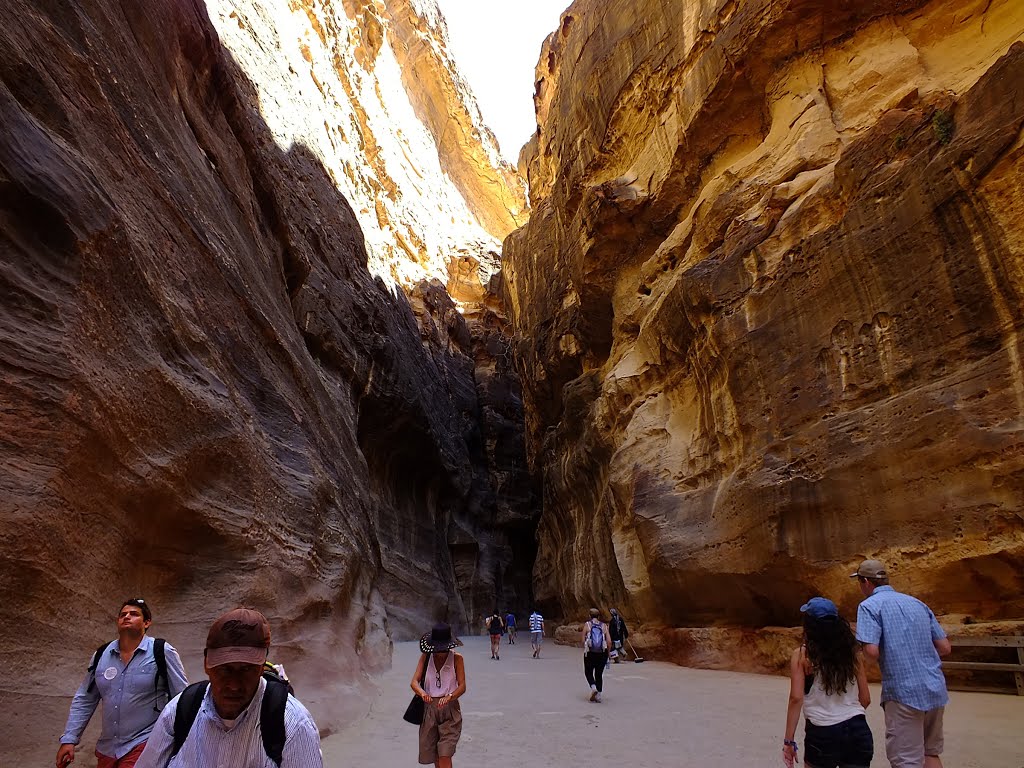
left=205, top=608, right=271, bottom=667
left=849, top=559, right=888, bottom=580
left=799, top=597, right=839, bottom=619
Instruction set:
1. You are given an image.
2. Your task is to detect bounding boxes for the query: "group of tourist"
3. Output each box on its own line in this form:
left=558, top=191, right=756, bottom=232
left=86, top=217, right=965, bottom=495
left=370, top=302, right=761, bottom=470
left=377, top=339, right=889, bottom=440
left=56, top=558, right=950, bottom=768
left=55, top=601, right=323, bottom=768
left=410, top=560, right=951, bottom=768
left=781, top=560, right=951, bottom=768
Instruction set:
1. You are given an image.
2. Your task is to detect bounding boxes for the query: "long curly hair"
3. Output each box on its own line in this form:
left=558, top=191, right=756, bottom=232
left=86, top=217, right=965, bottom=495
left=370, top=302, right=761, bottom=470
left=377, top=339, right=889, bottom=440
left=804, top=613, right=857, bottom=696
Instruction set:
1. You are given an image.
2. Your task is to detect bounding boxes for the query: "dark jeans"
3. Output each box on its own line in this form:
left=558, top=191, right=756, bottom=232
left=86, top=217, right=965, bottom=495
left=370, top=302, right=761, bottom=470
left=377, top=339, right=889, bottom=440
left=804, top=714, right=873, bottom=768
left=584, top=652, right=608, bottom=692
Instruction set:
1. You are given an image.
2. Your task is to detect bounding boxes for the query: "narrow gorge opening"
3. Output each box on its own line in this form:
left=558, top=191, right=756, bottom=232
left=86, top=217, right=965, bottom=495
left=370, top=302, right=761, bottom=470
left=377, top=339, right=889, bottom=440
left=3, top=0, right=1024, bottom=763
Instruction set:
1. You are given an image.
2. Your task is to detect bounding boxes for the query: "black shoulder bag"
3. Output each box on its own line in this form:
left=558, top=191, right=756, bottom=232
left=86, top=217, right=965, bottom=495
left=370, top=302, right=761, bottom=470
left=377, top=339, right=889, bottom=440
left=403, top=653, right=429, bottom=725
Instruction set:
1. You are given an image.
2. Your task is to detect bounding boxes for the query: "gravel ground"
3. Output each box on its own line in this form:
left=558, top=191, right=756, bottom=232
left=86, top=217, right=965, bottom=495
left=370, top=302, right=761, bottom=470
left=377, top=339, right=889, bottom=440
left=321, top=634, right=1024, bottom=767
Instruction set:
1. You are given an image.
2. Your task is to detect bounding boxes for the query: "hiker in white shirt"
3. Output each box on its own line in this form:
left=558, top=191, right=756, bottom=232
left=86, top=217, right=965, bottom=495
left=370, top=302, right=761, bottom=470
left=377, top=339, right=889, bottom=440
left=136, top=608, right=322, bottom=768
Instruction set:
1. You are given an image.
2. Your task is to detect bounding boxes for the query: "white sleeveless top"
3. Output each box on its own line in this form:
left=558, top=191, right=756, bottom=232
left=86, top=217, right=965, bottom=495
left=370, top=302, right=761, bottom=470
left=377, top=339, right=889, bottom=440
left=424, top=652, right=458, bottom=697
left=804, top=671, right=866, bottom=726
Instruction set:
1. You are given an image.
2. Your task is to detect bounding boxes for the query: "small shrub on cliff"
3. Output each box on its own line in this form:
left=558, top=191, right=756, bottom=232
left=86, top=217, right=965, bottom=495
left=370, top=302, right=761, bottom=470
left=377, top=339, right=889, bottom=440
left=932, top=109, right=954, bottom=145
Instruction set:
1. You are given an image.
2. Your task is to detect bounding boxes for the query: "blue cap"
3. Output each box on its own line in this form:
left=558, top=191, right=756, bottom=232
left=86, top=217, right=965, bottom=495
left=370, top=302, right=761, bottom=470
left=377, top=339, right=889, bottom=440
left=800, top=597, right=839, bottom=619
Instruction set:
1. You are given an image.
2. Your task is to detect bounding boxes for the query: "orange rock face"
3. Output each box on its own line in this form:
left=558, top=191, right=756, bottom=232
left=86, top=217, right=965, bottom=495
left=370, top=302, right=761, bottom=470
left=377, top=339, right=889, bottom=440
left=504, top=0, right=1024, bottom=628
left=0, top=0, right=533, bottom=760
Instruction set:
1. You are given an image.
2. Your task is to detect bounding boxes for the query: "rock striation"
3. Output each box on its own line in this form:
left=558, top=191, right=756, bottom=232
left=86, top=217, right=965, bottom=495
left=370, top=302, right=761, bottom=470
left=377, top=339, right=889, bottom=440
left=505, top=0, right=1024, bottom=632
left=0, top=0, right=533, bottom=761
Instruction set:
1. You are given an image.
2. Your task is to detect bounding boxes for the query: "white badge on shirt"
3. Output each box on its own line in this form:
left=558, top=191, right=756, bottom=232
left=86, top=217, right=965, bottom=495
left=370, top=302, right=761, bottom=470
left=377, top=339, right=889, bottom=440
left=103, top=667, right=118, bottom=680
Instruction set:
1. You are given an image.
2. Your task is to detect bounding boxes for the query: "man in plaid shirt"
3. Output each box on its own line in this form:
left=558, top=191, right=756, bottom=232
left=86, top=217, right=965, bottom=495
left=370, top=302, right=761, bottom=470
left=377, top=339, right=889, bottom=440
left=852, top=560, right=952, bottom=768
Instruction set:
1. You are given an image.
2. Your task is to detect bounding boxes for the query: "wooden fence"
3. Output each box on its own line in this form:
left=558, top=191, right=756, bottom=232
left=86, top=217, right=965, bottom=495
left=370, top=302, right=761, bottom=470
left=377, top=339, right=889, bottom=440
left=943, top=635, right=1024, bottom=695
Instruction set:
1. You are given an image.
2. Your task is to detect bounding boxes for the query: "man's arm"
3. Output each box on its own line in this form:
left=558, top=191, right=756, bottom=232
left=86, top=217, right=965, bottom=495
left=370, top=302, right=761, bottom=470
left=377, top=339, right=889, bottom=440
left=928, top=611, right=951, bottom=657
left=58, top=666, right=102, bottom=754
left=854, top=602, right=881, bottom=645
left=164, top=643, right=189, bottom=696
left=282, top=701, right=325, bottom=768
left=134, top=697, right=177, bottom=768
left=854, top=601, right=882, bottom=663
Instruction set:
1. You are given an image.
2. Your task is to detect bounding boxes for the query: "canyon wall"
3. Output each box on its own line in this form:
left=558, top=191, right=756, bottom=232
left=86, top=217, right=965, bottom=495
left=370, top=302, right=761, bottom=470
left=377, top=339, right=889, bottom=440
left=505, top=0, right=1024, bottom=629
left=0, top=0, right=533, bottom=760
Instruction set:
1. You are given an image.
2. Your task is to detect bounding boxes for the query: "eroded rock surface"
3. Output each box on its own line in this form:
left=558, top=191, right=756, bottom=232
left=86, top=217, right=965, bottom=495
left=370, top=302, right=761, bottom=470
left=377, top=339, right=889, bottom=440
left=0, top=0, right=533, bottom=761
left=505, top=0, right=1024, bottom=629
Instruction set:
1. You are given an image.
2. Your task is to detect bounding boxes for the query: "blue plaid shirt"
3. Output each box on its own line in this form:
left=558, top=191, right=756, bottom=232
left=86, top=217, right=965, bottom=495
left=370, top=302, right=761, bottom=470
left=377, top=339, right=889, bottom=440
left=855, top=586, right=948, bottom=710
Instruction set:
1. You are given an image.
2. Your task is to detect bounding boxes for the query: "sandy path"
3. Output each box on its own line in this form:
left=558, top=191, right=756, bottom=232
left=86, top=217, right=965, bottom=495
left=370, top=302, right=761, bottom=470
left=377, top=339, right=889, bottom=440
left=321, top=634, right=1024, bottom=767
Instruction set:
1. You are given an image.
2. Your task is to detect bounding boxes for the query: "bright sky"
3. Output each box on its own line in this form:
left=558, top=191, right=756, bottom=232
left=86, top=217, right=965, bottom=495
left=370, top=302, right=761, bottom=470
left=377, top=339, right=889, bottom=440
left=435, top=0, right=572, bottom=165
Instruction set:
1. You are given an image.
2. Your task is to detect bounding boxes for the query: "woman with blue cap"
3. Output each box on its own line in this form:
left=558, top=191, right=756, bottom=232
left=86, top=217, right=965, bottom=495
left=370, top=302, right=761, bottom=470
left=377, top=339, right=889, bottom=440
left=782, top=597, right=873, bottom=768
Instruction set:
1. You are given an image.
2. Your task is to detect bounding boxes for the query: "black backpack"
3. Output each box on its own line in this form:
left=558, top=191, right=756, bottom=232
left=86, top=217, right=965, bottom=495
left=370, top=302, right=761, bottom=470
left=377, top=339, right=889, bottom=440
left=171, top=669, right=290, bottom=766
left=88, top=638, right=170, bottom=711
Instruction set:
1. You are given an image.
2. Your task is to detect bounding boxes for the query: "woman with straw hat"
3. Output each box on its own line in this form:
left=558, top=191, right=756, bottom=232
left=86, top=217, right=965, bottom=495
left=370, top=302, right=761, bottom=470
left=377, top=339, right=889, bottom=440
left=410, top=624, right=467, bottom=767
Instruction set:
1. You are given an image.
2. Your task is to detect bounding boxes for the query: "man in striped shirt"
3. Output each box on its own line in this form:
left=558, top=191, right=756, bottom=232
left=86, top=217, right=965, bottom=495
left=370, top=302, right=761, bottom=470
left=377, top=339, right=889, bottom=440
left=136, top=608, right=323, bottom=768
left=529, top=609, right=545, bottom=658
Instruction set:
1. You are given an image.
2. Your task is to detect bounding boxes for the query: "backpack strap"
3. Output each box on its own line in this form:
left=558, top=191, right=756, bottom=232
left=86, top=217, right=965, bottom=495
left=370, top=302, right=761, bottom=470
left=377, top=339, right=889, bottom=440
left=171, top=681, right=209, bottom=759
left=86, top=642, right=111, bottom=693
left=87, top=638, right=171, bottom=706
left=153, top=638, right=169, bottom=710
left=260, top=678, right=289, bottom=767
left=170, top=677, right=288, bottom=766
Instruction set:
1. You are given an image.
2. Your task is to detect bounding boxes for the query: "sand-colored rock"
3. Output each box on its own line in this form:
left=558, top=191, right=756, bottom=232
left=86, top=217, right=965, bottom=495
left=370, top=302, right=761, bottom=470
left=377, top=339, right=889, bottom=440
left=0, top=0, right=534, bottom=762
left=209, top=0, right=525, bottom=286
left=504, top=0, right=1024, bottom=628
left=381, top=0, right=528, bottom=236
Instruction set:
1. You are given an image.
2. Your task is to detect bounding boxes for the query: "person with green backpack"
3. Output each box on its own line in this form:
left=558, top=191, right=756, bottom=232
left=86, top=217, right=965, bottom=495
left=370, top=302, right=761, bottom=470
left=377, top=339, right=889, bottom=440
left=135, top=607, right=323, bottom=768
left=56, top=598, right=188, bottom=768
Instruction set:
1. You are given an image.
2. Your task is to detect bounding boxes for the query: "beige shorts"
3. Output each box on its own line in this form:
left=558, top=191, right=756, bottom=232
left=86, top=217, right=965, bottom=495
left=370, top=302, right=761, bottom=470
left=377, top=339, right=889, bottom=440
left=883, top=701, right=944, bottom=768
left=418, top=699, right=462, bottom=764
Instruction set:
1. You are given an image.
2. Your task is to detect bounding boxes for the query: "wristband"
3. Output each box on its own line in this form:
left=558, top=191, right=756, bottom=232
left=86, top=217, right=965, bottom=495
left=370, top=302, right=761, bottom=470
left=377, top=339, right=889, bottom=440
left=783, top=739, right=798, bottom=749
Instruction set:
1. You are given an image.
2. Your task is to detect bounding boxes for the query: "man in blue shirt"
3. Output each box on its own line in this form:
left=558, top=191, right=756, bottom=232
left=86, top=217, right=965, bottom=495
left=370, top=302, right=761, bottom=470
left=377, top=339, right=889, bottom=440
left=852, top=560, right=951, bottom=768
left=57, top=598, right=188, bottom=768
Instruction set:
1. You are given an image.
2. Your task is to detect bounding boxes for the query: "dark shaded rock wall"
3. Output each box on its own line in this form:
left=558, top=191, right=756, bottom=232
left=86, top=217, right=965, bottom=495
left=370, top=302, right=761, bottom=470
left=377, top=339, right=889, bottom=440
left=0, top=0, right=534, bottom=761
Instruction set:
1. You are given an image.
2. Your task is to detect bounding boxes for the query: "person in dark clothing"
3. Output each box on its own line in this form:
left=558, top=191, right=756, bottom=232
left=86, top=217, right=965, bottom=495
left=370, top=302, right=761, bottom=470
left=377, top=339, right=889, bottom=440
left=487, top=611, right=504, bottom=660
left=581, top=608, right=611, bottom=702
left=609, top=608, right=629, bottom=663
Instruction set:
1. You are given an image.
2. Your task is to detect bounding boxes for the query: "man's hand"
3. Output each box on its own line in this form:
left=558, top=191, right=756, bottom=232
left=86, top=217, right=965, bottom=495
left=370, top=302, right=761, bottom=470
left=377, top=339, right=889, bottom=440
left=56, top=744, right=75, bottom=768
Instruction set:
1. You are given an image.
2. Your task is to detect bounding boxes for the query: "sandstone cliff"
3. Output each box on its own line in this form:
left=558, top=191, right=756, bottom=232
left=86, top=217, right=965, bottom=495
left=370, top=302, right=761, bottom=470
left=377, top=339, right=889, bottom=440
left=0, top=0, right=533, bottom=760
left=505, top=0, right=1024, bottom=630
